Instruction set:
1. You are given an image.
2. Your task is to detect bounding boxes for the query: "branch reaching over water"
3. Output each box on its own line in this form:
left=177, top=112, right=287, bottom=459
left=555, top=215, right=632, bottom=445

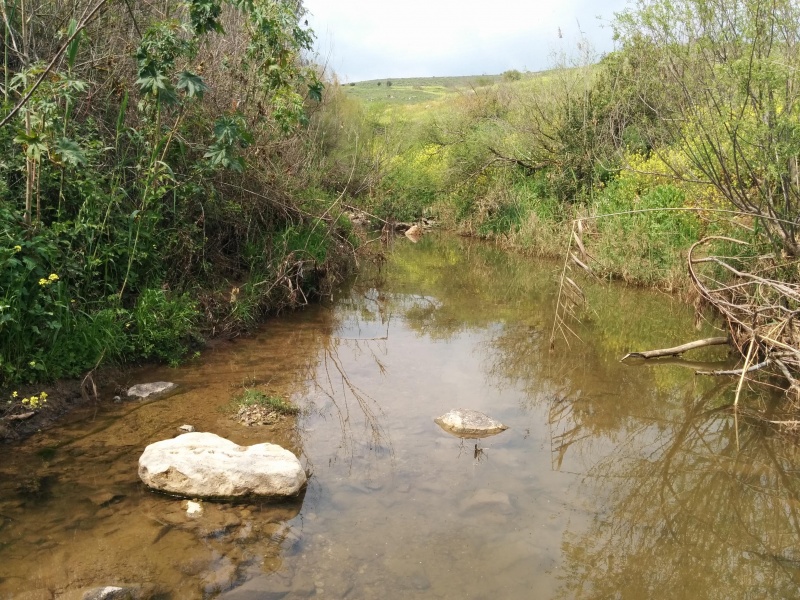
left=621, top=337, right=729, bottom=360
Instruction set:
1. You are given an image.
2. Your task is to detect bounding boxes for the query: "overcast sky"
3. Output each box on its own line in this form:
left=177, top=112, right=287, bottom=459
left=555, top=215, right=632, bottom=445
left=303, top=0, right=631, bottom=82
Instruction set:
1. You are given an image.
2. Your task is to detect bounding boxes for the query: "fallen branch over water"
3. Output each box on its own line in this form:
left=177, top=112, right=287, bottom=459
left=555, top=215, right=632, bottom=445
left=621, top=337, right=729, bottom=360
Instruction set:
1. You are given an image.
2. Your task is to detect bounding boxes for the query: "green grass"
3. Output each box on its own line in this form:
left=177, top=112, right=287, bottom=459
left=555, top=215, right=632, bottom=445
left=232, top=388, right=300, bottom=415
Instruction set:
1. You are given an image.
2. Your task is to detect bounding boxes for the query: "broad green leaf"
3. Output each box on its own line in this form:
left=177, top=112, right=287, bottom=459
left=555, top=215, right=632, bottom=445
left=176, top=71, right=209, bottom=99
left=54, top=137, right=87, bottom=166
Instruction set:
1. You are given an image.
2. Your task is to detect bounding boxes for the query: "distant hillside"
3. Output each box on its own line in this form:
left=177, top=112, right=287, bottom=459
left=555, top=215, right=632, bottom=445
left=353, top=74, right=503, bottom=87
left=344, top=71, right=554, bottom=105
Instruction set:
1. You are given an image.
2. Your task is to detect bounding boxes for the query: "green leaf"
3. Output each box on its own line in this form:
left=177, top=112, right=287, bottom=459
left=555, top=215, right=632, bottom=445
left=135, top=66, right=178, bottom=104
left=66, top=19, right=80, bottom=71
left=188, top=0, right=224, bottom=34
left=176, top=71, right=208, bottom=99
left=54, top=138, right=87, bottom=166
left=308, top=81, right=324, bottom=103
left=14, top=133, right=48, bottom=161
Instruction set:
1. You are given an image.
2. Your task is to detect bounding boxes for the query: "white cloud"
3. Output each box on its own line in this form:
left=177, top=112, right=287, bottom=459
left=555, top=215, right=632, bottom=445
left=304, top=0, right=629, bottom=81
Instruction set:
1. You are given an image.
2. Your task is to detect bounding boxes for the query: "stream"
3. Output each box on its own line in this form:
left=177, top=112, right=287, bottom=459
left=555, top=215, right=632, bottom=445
left=1, top=234, right=799, bottom=599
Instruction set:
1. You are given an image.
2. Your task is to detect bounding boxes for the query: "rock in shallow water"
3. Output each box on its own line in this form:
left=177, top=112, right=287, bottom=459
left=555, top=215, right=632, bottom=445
left=126, top=382, right=176, bottom=399
left=138, top=432, right=306, bottom=499
left=434, top=409, right=509, bottom=438
left=82, top=586, right=142, bottom=600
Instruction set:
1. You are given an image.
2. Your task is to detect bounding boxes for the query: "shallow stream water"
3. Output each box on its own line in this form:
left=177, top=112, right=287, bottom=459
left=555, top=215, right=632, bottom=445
left=2, top=234, right=800, bottom=599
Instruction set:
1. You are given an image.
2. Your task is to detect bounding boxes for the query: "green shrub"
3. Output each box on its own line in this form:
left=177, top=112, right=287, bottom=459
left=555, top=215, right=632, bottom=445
left=591, top=182, right=700, bottom=285
left=278, top=221, right=330, bottom=265
left=130, top=289, right=201, bottom=365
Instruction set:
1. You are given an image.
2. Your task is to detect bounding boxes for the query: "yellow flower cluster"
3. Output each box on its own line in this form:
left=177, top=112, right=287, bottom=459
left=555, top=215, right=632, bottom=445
left=13, top=245, right=22, bottom=252
left=8, top=390, right=48, bottom=410
left=38, top=273, right=60, bottom=286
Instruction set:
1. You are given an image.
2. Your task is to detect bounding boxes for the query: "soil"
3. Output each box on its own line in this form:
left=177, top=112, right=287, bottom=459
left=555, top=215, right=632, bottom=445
left=0, top=358, right=302, bottom=445
left=0, top=366, right=137, bottom=444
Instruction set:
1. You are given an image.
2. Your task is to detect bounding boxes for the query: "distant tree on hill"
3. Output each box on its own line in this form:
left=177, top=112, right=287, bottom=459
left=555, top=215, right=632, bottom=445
left=502, top=69, right=522, bottom=82
left=387, top=80, right=392, bottom=87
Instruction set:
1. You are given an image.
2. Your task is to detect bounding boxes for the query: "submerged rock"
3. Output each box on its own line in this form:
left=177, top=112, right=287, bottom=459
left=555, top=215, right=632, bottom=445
left=235, top=404, right=280, bottom=426
left=138, top=432, right=306, bottom=499
left=434, top=409, right=509, bottom=439
left=88, top=491, right=124, bottom=507
left=185, top=500, right=203, bottom=517
left=404, top=224, right=423, bottom=242
left=82, top=586, right=139, bottom=600
left=126, top=382, right=176, bottom=399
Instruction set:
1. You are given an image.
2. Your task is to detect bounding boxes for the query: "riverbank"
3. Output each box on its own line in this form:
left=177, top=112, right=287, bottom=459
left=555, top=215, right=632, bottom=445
left=1, top=224, right=381, bottom=444
left=0, top=298, right=337, bottom=444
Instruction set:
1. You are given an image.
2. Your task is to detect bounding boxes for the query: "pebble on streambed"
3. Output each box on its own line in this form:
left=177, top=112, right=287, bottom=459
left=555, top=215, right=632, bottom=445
left=234, top=404, right=283, bottom=426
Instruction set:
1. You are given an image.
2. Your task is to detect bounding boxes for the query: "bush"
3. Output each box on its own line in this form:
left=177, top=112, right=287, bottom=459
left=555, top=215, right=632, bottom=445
left=130, top=289, right=201, bottom=365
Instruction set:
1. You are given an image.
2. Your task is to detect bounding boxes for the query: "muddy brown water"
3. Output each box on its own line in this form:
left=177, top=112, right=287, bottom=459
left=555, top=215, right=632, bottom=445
left=2, top=234, right=800, bottom=599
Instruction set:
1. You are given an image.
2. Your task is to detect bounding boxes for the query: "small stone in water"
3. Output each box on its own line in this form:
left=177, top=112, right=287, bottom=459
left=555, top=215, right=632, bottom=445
left=434, top=408, right=508, bottom=438
left=186, top=500, right=203, bottom=516
left=126, top=382, right=176, bottom=399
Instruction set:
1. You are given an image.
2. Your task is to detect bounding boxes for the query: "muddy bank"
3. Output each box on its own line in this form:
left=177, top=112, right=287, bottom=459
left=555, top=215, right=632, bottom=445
left=1, top=371, right=117, bottom=444
left=0, top=333, right=303, bottom=444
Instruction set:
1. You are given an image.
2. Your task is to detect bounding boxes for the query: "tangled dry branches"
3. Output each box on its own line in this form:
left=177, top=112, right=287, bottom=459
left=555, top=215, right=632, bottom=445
left=688, top=236, right=800, bottom=397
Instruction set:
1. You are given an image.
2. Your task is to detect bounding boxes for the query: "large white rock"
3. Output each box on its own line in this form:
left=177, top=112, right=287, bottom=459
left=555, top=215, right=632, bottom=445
left=138, top=432, right=306, bottom=499
left=434, top=409, right=509, bottom=439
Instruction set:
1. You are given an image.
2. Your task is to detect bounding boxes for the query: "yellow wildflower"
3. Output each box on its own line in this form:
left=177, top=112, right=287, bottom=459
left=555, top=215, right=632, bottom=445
left=40, top=392, right=48, bottom=400
left=39, top=278, right=48, bottom=286
left=13, top=245, right=21, bottom=252
left=11, top=391, right=17, bottom=398
left=48, top=273, right=59, bottom=281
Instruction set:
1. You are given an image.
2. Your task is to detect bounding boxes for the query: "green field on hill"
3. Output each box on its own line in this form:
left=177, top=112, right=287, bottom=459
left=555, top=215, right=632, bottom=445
left=343, top=71, right=549, bottom=105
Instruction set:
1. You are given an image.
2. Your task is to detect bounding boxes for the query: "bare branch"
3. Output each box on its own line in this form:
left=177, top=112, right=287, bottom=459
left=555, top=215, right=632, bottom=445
left=621, top=337, right=729, bottom=360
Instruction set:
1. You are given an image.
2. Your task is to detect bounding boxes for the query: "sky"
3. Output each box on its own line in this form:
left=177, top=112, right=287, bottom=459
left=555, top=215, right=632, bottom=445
left=303, top=0, right=631, bottom=82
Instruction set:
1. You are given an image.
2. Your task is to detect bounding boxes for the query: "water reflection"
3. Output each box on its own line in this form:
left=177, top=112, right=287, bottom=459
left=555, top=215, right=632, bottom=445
left=328, top=235, right=800, bottom=598
left=555, top=383, right=800, bottom=599
left=1, top=234, right=799, bottom=598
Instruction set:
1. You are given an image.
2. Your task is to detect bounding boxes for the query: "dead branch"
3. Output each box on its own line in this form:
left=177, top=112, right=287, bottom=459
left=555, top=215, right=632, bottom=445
left=486, top=146, right=548, bottom=174
left=686, top=236, right=800, bottom=393
left=621, top=336, right=729, bottom=360
left=550, top=221, right=589, bottom=349
left=3, top=412, right=35, bottom=422
left=696, top=359, right=771, bottom=377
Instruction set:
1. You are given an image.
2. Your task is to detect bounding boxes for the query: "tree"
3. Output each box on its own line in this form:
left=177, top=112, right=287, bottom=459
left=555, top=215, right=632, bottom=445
left=614, top=0, right=800, bottom=256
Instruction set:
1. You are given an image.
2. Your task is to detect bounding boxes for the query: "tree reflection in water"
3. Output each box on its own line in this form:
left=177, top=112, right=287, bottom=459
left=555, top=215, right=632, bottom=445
left=307, top=234, right=800, bottom=598
left=548, top=376, right=800, bottom=599
left=380, top=235, right=800, bottom=598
